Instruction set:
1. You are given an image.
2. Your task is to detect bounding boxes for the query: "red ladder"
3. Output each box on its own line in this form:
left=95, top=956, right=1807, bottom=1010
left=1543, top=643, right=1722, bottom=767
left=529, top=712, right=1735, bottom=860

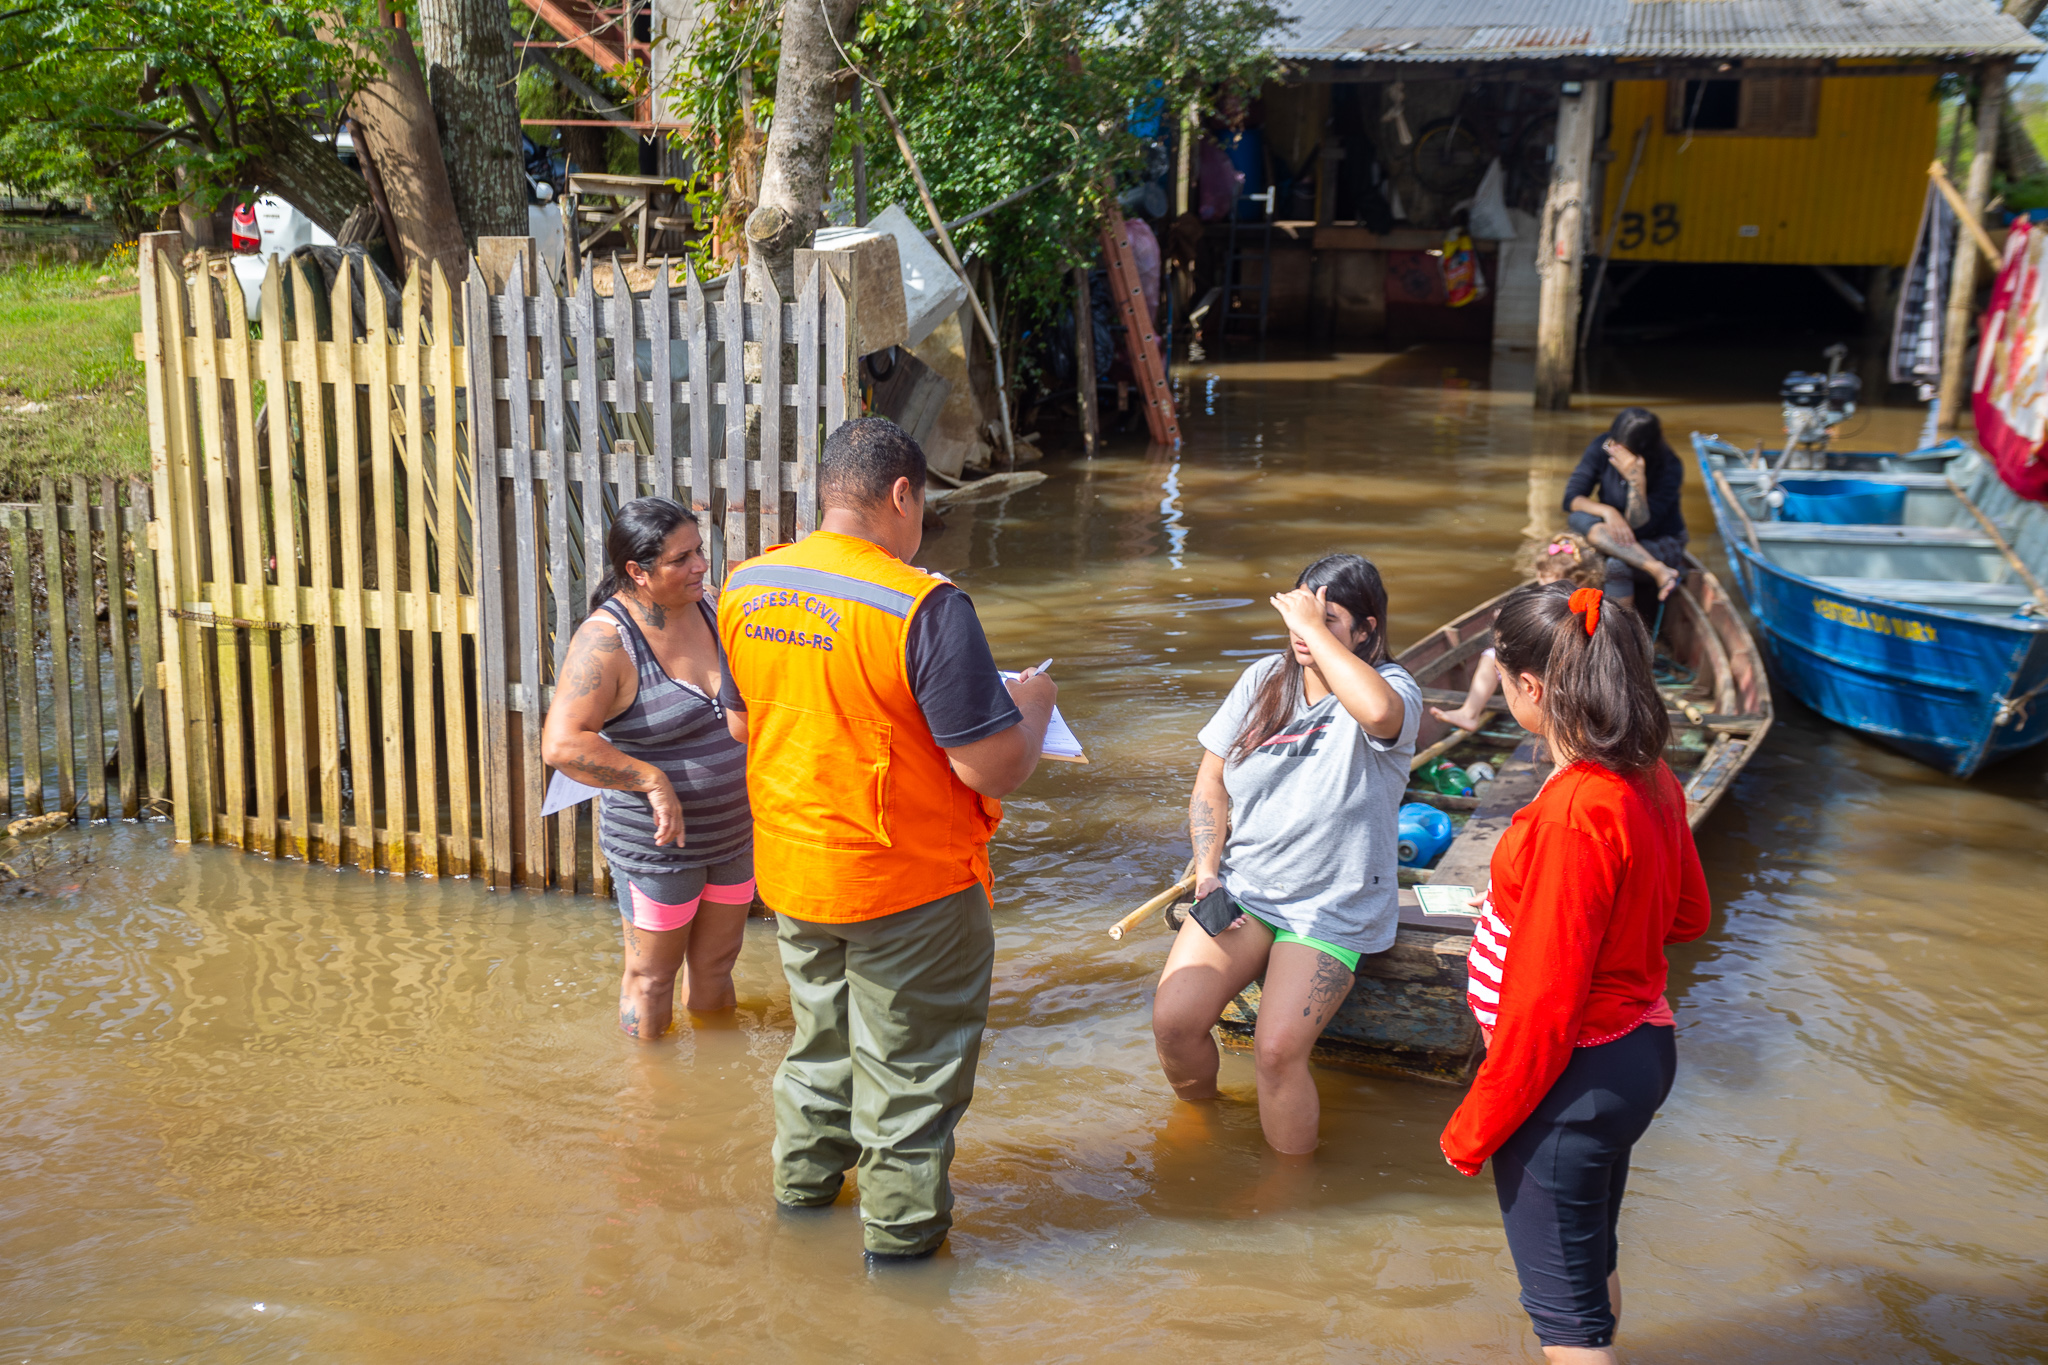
left=1098, top=205, right=1182, bottom=448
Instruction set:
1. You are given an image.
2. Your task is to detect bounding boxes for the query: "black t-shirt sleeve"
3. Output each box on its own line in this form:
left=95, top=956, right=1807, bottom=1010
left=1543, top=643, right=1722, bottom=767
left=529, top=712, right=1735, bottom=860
left=1561, top=437, right=1606, bottom=512
left=906, top=584, right=1023, bottom=748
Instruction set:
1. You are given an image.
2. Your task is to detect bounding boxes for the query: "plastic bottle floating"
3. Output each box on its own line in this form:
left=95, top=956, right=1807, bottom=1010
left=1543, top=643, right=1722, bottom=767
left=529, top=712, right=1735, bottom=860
left=1397, top=802, right=1455, bottom=867
left=1417, top=758, right=1473, bottom=796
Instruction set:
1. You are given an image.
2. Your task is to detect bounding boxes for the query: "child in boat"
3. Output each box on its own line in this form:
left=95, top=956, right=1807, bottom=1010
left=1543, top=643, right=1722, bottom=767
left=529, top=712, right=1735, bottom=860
left=1440, top=581, right=1709, bottom=1361
left=1429, top=533, right=1605, bottom=733
left=1151, top=553, right=1422, bottom=1154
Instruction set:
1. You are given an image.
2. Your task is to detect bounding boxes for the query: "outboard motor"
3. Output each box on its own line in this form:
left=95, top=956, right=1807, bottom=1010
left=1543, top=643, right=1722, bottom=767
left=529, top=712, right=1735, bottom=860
left=1777, top=343, right=1859, bottom=470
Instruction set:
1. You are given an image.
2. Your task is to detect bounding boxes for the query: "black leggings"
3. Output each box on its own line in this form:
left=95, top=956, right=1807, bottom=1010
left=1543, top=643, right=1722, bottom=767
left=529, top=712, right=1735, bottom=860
left=1493, top=1024, right=1677, bottom=1349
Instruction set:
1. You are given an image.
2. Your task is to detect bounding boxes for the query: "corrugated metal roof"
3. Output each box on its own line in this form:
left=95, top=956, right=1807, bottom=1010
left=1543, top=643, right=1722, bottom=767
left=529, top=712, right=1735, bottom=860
left=1276, top=0, right=2044, bottom=63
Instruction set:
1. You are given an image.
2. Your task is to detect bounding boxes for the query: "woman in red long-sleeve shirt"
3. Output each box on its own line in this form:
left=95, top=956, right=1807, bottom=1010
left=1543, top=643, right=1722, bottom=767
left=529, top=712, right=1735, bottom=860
left=1441, top=582, right=1711, bottom=1363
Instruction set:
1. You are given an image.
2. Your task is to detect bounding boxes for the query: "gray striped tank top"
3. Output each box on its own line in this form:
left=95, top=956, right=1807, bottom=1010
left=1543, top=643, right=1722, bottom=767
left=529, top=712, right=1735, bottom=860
left=594, top=597, right=751, bottom=875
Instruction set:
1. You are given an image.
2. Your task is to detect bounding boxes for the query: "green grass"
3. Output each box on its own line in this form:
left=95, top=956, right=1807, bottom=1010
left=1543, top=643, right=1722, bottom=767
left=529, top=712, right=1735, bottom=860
left=0, top=247, right=148, bottom=499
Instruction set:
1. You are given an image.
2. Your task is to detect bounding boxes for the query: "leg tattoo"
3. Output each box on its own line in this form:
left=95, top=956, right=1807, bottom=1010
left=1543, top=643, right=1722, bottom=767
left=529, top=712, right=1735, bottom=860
left=1302, top=952, right=1353, bottom=1024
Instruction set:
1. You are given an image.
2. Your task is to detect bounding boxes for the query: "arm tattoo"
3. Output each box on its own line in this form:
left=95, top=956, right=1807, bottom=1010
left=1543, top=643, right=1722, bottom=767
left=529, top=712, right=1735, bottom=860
left=561, top=622, right=624, bottom=700
left=1302, top=951, right=1354, bottom=1023
left=562, top=753, right=648, bottom=790
left=1190, top=793, right=1221, bottom=862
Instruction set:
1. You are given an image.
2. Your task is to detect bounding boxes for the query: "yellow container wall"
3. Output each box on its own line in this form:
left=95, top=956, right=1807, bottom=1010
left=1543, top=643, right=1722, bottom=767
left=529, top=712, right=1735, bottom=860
left=1603, top=76, right=1939, bottom=266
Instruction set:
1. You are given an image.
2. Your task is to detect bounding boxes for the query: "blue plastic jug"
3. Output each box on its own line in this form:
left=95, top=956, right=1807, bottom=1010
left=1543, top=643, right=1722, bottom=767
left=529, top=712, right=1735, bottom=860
left=1397, top=802, right=1454, bottom=868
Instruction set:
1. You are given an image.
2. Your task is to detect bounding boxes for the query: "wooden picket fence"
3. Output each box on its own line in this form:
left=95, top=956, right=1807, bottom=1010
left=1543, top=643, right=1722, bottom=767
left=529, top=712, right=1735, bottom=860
left=136, top=232, right=852, bottom=890
left=0, top=478, right=165, bottom=824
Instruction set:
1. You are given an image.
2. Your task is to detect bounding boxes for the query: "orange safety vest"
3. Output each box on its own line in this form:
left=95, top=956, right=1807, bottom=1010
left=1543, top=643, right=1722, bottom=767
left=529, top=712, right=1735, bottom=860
left=716, top=530, right=1002, bottom=923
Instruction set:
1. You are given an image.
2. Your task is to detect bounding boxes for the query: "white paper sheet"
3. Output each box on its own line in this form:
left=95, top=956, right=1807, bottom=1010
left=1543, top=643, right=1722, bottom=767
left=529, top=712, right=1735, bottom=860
left=541, top=769, right=604, bottom=817
left=1000, top=671, right=1088, bottom=763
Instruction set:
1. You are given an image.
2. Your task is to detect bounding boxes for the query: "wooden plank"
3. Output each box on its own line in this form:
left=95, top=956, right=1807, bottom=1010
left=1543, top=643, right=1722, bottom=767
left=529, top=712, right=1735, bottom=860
left=649, top=264, right=675, bottom=500
left=794, top=263, right=821, bottom=536
left=431, top=261, right=471, bottom=878
left=505, top=261, right=549, bottom=885
left=6, top=517, right=34, bottom=815
left=824, top=268, right=850, bottom=435
left=466, top=261, right=512, bottom=888
left=0, top=519, right=13, bottom=819
left=102, top=480, right=137, bottom=820
left=722, top=266, right=748, bottom=574
left=227, top=275, right=276, bottom=855
left=193, top=268, right=244, bottom=846
left=72, top=476, right=107, bottom=821
left=575, top=257, right=605, bottom=597
left=294, top=261, right=344, bottom=865
left=40, top=478, right=76, bottom=817
left=685, top=264, right=711, bottom=521
left=539, top=278, right=575, bottom=890
left=129, top=478, right=167, bottom=815
left=333, top=260, right=376, bottom=870
left=402, top=265, right=438, bottom=877
left=608, top=257, right=635, bottom=415
left=0, top=517, right=13, bottom=822
left=147, top=244, right=209, bottom=841
left=757, top=266, right=783, bottom=553
left=260, top=262, right=309, bottom=861
left=367, top=268, right=407, bottom=875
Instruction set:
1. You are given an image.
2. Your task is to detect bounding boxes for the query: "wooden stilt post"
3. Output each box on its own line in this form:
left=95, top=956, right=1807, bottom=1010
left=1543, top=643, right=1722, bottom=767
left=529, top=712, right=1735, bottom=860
left=1073, top=265, right=1099, bottom=456
left=1535, top=82, right=1602, bottom=411
left=1940, top=62, right=2009, bottom=431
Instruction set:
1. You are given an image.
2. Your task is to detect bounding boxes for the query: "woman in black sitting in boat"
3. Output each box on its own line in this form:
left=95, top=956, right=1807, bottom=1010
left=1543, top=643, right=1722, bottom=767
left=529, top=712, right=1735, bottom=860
left=1564, top=407, right=1688, bottom=617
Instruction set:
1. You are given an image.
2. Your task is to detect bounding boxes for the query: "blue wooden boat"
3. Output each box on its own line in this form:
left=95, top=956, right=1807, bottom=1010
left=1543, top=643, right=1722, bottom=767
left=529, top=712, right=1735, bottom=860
left=1693, top=434, right=2048, bottom=777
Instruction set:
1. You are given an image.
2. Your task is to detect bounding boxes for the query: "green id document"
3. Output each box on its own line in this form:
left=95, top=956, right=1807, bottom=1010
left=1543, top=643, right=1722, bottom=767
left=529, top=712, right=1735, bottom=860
left=1415, top=885, right=1478, bottom=918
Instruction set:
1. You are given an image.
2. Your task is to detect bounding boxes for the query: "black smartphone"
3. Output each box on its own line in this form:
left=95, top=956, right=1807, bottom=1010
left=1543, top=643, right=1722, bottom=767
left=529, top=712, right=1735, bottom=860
left=1189, top=887, right=1241, bottom=937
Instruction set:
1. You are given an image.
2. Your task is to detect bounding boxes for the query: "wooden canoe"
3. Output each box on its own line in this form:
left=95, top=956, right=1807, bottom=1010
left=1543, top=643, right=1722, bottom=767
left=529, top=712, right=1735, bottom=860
left=1155, top=557, right=1772, bottom=1086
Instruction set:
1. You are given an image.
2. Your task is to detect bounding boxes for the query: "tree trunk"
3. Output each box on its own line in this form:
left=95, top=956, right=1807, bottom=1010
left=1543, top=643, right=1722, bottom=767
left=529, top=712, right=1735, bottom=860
left=350, top=25, right=471, bottom=281
left=242, top=115, right=375, bottom=238
left=745, top=0, right=859, bottom=295
left=417, top=0, right=529, bottom=244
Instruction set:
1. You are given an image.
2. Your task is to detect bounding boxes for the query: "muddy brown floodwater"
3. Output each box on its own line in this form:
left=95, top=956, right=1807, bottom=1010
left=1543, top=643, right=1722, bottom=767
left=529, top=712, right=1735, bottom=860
left=4, top=346, right=2046, bottom=1363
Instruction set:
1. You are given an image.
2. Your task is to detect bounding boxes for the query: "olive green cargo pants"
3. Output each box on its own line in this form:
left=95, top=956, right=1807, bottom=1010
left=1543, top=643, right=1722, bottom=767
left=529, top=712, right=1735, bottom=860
left=771, top=882, right=995, bottom=1256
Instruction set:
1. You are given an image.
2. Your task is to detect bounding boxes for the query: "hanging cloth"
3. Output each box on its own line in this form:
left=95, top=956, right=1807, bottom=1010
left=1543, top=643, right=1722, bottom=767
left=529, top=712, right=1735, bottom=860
left=1891, top=180, right=1958, bottom=387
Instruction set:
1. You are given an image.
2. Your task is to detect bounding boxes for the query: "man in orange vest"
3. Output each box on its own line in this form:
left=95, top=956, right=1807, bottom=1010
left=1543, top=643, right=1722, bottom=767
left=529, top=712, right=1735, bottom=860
left=717, top=417, right=1055, bottom=1262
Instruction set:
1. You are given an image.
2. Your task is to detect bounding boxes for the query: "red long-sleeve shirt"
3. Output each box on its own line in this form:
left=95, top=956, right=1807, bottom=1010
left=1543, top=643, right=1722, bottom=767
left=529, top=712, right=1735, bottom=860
left=1440, top=760, right=1711, bottom=1174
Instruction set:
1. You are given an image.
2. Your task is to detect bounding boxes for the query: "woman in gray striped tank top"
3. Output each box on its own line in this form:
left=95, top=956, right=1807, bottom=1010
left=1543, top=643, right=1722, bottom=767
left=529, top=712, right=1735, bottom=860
left=541, top=498, right=752, bottom=1040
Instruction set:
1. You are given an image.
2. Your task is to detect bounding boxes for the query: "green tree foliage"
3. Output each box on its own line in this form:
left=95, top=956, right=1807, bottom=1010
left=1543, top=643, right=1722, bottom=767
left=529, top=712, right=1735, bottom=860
left=667, top=0, right=1282, bottom=328
left=0, top=0, right=387, bottom=229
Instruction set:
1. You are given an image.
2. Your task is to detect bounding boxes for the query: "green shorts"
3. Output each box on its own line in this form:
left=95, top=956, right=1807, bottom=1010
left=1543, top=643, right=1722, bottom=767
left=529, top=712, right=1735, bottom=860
left=1242, top=909, right=1361, bottom=973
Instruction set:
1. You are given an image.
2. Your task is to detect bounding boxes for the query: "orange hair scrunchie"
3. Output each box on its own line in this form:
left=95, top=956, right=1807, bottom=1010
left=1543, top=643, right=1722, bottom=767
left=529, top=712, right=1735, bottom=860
left=1567, top=586, right=1602, bottom=636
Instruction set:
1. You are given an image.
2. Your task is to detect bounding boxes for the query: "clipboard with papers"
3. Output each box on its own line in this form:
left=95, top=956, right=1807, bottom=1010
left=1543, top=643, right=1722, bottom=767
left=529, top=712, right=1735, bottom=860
left=999, top=668, right=1088, bottom=763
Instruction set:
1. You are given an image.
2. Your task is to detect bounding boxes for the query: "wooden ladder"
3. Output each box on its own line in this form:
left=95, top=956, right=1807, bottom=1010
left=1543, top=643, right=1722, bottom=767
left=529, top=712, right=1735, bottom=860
left=1099, top=205, right=1182, bottom=448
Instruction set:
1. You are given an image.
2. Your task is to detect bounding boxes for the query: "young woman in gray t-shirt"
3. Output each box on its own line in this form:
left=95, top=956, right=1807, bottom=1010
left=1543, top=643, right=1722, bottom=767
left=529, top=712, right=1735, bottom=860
left=1152, top=553, right=1421, bottom=1154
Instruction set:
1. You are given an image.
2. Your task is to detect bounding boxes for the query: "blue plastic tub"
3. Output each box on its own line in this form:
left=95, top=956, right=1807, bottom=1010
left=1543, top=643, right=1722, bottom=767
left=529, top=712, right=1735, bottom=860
left=1397, top=802, right=1454, bottom=868
left=1778, top=479, right=1907, bottom=526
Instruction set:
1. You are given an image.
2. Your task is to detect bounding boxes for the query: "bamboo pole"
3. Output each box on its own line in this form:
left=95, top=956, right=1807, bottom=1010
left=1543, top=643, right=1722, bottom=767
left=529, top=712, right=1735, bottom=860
left=1928, top=160, right=2002, bottom=268
left=1941, top=63, right=2008, bottom=430
left=1949, top=474, right=2048, bottom=610
left=1107, top=860, right=1196, bottom=941
left=1073, top=265, right=1099, bottom=456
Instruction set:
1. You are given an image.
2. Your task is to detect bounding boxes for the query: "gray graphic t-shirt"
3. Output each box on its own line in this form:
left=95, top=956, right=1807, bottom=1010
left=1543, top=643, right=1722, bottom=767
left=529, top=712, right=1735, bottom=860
left=1196, top=655, right=1422, bottom=957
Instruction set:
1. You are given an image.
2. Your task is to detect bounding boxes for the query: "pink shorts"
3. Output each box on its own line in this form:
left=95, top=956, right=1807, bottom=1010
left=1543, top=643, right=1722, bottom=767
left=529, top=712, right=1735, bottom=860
left=615, top=857, right=756, bottom=932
